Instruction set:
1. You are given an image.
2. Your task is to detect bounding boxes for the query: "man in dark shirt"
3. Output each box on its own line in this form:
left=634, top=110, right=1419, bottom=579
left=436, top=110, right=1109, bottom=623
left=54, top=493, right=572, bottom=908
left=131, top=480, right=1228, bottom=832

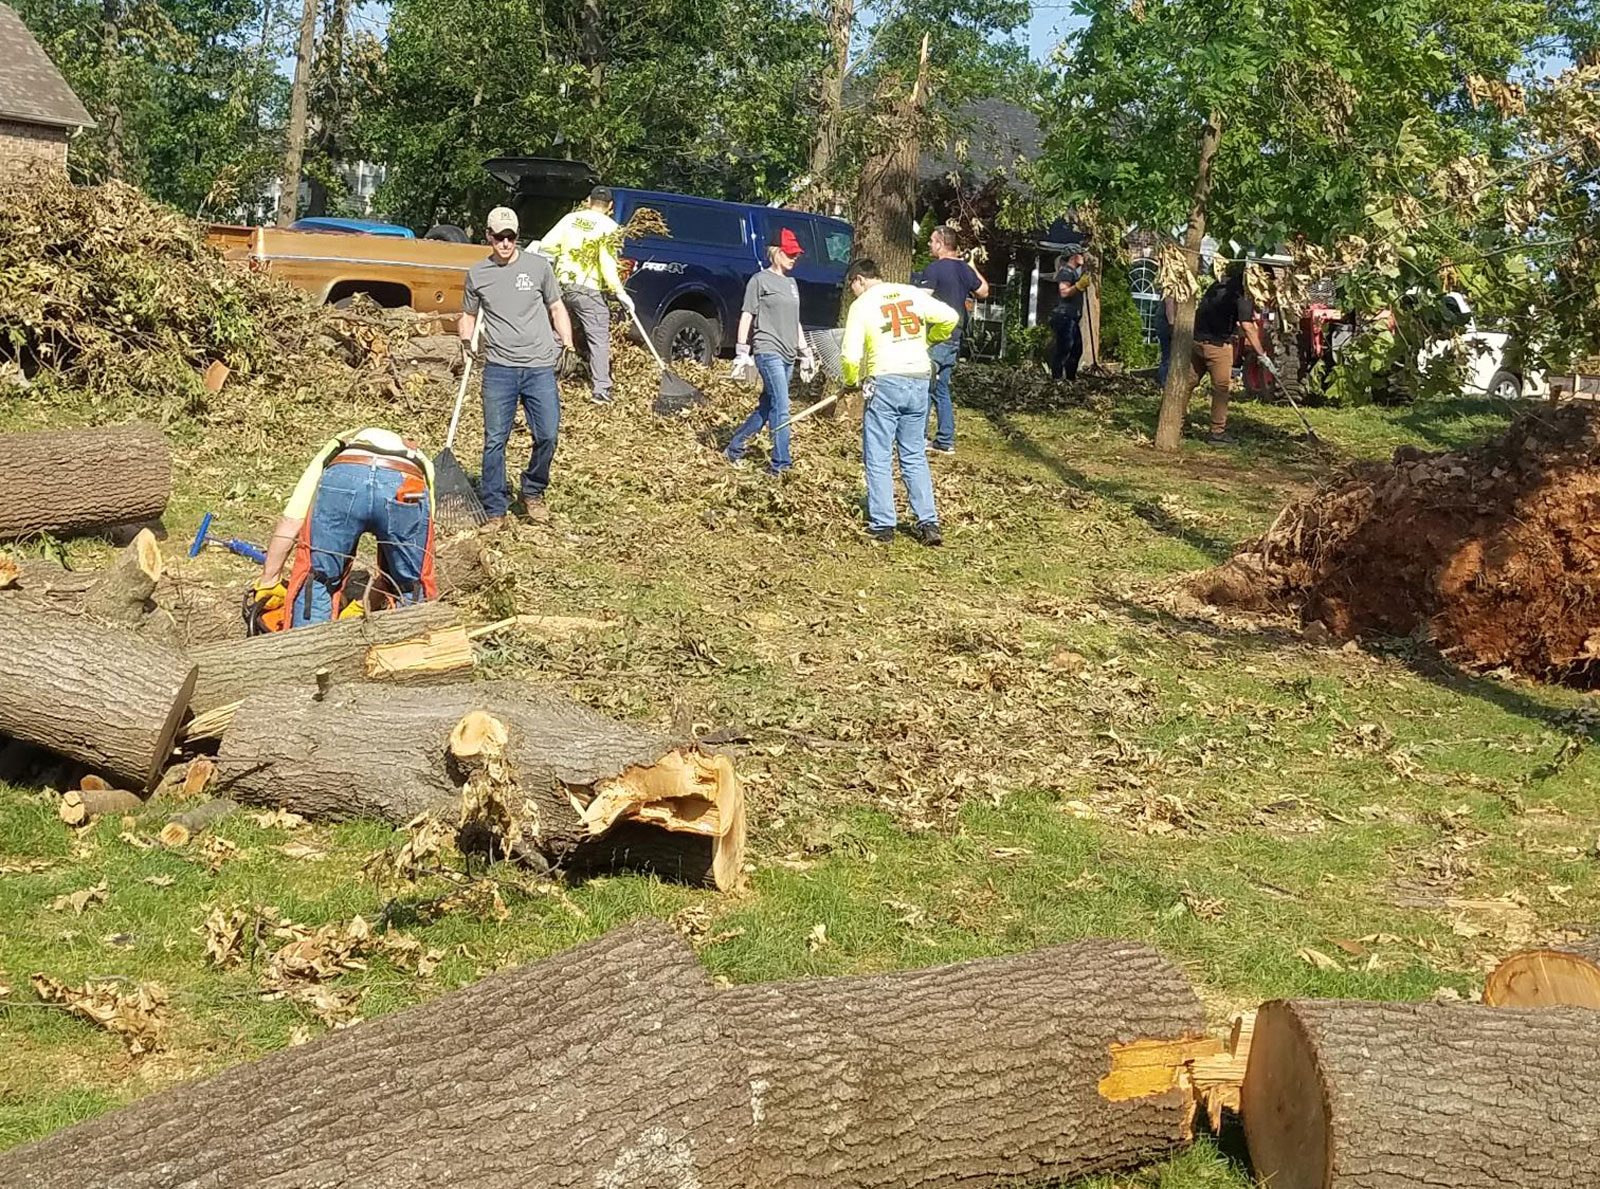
left=1190, top=261, right=1266, bottom=445
left=1051, top=248, right=1091, bottom=380
left=914, top=226, right=988, bottom=455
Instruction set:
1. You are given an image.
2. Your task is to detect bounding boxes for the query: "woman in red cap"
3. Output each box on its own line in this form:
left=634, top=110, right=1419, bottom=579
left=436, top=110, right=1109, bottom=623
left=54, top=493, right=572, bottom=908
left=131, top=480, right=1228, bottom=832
left=725, top=228, right=816, bottom=473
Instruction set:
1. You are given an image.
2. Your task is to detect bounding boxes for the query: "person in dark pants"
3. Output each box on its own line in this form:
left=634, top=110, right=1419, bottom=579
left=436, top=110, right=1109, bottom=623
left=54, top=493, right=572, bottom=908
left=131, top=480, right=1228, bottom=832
left=541, top=186, right=633, bottom=404
left=1156, top=292, right=1176, bottom=388
left=1190, top=261, right=1266, bottom=445
left=915, top=226, right=989, bottom=456
left=1050, top=249, right=1092, bottom=380
left=459, top=206, right=576, bottom=531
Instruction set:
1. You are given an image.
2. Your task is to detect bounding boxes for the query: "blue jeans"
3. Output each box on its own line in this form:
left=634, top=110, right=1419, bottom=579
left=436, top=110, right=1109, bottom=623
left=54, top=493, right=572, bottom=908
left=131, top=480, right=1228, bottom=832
left=481, top=363, right=560, bottom=516
left=927, top=337, right=959, bottom=450
left=862, top=374, right=937, bottom=531
left=725, top=353, right=793, bottom=473
left=294, top=462, right=431, bottom=627
left=1157, top=328, right=1173, bottom=387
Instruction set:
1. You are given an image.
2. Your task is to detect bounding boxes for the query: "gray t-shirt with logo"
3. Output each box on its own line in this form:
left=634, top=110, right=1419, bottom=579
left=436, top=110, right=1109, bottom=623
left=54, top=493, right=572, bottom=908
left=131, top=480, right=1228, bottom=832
left=463, top=250, right=562, bottom=368
left=742, top=269, right=801, bottom=361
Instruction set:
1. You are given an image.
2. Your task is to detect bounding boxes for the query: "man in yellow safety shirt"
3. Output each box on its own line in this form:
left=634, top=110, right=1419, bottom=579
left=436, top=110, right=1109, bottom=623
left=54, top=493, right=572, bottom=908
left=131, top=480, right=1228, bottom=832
left=840, top=257, right=961, bottom=547
left=252, top=428, right=437, bottom=629
left=541, top=186, right=634, bottom=404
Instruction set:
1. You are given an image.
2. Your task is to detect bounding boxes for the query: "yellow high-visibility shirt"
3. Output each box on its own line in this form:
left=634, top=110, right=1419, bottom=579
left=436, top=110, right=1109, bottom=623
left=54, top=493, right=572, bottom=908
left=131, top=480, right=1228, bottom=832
left=282, top=429, right=434, bottom=520
left=840, top=281, right=959, bottom=385
left=540, top=208, right=625, bottom=295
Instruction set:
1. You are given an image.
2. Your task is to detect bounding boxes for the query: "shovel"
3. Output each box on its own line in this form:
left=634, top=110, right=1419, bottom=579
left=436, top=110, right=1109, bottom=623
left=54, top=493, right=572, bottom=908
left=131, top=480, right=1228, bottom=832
left=1259, top=354, right=1322, bottom=443
left=434, top=320, right=490, bottom=531
left=627, top=303, right=708, bottom=415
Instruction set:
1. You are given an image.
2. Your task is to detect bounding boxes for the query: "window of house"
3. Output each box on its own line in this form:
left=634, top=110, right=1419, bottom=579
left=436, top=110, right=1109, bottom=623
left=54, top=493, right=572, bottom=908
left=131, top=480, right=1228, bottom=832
left=1130, top=257, right=1161, bottom=343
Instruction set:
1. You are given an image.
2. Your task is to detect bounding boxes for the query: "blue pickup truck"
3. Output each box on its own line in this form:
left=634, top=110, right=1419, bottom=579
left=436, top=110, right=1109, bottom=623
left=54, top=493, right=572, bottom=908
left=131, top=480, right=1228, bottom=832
left=486, top=158, right=853, bottom=364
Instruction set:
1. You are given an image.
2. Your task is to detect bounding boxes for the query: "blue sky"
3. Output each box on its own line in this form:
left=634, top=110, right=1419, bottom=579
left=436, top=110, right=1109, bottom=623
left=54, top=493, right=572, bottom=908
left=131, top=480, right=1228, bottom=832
left=1027, top=3, right=1085, bottom=60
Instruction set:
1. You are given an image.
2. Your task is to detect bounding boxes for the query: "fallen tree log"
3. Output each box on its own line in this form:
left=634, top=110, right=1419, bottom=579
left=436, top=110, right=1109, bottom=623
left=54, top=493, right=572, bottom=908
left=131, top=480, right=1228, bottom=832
left=0, top=602, right=196, bottom=789
left=217, top=682, right=744, bottom=889
left=1, top=530, right=163, bottom=626
left=0, top=422, right=172, bottom=540
left=58, top=786, right=144, bottom=825
left=1484, top=940, right=1600, bottom=1009
left=1242, top=998, right=1600, bottom=1189
left=186, top=601, right=461, bottom=713
left=0, top=922, right=1212, bottom=1189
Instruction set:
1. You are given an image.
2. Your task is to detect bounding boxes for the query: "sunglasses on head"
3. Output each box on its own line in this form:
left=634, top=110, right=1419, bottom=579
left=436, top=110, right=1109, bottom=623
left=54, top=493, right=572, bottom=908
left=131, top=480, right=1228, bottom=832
left=490, top=230, right=518, bottom=242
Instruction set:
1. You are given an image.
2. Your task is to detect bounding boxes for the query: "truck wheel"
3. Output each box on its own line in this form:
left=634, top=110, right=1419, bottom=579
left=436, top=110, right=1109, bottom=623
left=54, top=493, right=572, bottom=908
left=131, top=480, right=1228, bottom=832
left=654, top=309, right=720, bottom=366
left=1488, top=369, right=1523, bottom=400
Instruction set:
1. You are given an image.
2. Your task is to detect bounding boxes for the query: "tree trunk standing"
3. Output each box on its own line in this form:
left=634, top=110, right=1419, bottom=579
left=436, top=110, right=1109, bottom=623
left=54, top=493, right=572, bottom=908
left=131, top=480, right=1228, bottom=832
left=806, top=0, right=854, bottom=208
left=306, top=0, right=352, bottom=219
left=1154, top=111, right=1221, bottom=452
left=851, top=35, right=931, bottom=282
left=0, top=923, right=1215, bottom=1189
left=98, top=0, right=124, bottom=179
left=0, top=422, right=171, bottom=540
left=278, top=0, right=318, bottom=228
left=1242, top=998, right=1600, bottom=1189
left=0, top=602, right=196, bottom=790
left=1484, top=940, right=1600, bottom=1009
left=580, top=0, right=604, bottom=106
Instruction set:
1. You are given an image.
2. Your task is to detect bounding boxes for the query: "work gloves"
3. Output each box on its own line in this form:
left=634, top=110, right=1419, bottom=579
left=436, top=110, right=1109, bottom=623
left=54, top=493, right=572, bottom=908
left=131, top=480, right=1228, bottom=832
left=558, top=345, right=585, bottom=381
left=244, top=582, right=287, bottom=635
left=451, top=337, right=480, bottom=379
left=731, top=343, right=758, bottom=389
left=798, top=344, right=818, bottom=384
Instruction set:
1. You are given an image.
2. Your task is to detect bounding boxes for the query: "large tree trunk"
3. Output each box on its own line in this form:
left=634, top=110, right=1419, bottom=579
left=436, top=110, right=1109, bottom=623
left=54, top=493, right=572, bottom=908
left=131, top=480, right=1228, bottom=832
left=1154, top=111, right=1221, bottom=453
left=186, top=601, right=461, bottom=714
left=806, top=0, right=854, bottom=209
left=851, top=34, right=931, bottom=283
left=1484, top=940, right=1600, bottom=1009
left=3, top=530, right=162, bottom=626
left=0, top=923, right=1212, bottom=1189
left=0, top=602, right=196, bottom=790
left=278, top=0, right=318, bottom=227
left=0, top=423, right=171, bottom=540
left=217, top=681, right=744, bottom=888
left=1242, top=998, right=1600, bottom=1189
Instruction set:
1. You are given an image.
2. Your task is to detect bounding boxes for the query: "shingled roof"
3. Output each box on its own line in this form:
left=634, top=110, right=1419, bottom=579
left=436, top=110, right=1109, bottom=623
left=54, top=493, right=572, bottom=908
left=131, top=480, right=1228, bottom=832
left=0, top=3, right=94, bottom=130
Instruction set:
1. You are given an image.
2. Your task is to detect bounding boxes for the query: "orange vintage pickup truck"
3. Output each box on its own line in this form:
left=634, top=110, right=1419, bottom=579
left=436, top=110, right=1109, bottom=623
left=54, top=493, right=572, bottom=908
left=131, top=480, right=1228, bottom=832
left=205, top=224, right=488, bottom=314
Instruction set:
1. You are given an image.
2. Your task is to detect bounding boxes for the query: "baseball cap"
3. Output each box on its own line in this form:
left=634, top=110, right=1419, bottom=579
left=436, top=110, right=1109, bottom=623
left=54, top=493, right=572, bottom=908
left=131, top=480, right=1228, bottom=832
left=485, top=206, right=519, bottom=234
left=590, top=186, right=614, bottom=205
left=772, top=228, right=805, bottom=258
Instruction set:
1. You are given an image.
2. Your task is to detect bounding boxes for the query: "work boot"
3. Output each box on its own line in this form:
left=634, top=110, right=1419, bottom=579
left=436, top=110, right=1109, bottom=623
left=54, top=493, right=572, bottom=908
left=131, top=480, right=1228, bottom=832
left=479, top=515, right=508, bottom=537
left=866, top=526, right=894, bottom=545
left=929, top=444, right=956, bottom=457
left=913, top=520, right=943, bottom=547
left=513, top=497, right=551, bottom=525
left=1205, top=432, right=1236, bottom=447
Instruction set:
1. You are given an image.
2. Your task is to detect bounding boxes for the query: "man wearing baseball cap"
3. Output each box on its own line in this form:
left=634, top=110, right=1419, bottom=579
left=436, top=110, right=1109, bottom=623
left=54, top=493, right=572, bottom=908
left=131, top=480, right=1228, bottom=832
left=458, top=206, right=576, bottom=529
left=541, top=186, right=634, bottom=404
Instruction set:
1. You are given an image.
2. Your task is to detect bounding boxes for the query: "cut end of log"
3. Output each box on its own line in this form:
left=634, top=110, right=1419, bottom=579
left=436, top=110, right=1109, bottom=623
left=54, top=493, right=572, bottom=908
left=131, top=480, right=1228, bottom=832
left=1484, top=946, right=1600, bottom=1010
left=448, top=710, right=510, bottom=758
left=0, top=554, right=18, bottom=589
left=1240, top=1002, right=1331, bottom=1189
left=159, top=822, right=190, bottom=847
left=364, top=626, right=475, bottom=680
left=130, top=528, right=163, bottom=585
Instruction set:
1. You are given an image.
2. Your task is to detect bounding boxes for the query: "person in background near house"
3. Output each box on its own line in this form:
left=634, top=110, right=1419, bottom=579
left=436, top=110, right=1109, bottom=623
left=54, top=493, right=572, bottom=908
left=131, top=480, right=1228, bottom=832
left=1190, top=260, right=1265, bottom=445
left=915, top=225, right=989, bottom=456
left=541, top=186, right=634, bottom=404
left=1156, top=289, right=1176, bottom=388
left=726, top=228, right=816, bottom=474
left=1050, top=248, right=1092, bottom=380
left=253, top=428, right=436, bottom=630
left=840, top=258, right=960, bottom=547
left=459, top=206, right=576, bottom=530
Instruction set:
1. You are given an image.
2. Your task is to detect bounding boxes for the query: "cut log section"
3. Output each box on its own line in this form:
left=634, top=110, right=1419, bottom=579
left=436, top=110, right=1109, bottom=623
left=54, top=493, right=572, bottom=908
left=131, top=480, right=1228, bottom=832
left=217, top=682, right=745, bottom=889
left=0, top=422, right=172, bottom=540
left=1, top=530, right=162, bottom=627
left=1484, top=940, right=1600, bottom=1009
left=1189, top=1011, right=1254, bottom=1130
left=186, top=601, right=461, bottom=713
left=0, top=922, right=1212, bottom=1189
left=58, top=786, right=144, bottom=825
left=0, top=602, right=196, bottom=790
left=364, top=625, right=473, bottom=680
left=1242, top=998, right=1600, bottom=1189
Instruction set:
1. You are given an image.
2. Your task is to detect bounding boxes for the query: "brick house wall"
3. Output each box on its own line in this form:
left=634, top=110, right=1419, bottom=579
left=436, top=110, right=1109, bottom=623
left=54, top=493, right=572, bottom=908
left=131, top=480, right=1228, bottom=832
left=0, top=117, right=67, bottom=175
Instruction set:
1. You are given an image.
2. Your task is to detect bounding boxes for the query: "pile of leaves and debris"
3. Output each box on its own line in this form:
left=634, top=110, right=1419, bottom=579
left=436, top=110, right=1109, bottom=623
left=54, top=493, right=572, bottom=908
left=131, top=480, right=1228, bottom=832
left=1191, top=403, right=1600, bottom=683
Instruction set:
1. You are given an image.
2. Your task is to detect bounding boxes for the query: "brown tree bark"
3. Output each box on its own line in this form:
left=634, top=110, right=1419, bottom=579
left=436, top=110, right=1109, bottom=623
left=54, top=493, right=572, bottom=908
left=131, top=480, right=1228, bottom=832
left=806, top=0, right=855, bottom=208
left=3, top=530, right=161, bottom=626
left=0, top=423, right=172, bottom=540
left=0, top=924, right=1211, bottom=1189
left=1242, top=998, right=1600, bottom=1189
left=0, top=602, right=196, bottom=790
left=1154, top=111, right=1222, bottom=453
left=1484, top=940, right=1600, bottom=1009
left=851, top=35, right=931, bottom=283
left=217, top=682, right=744, bottom=888
left=278, top=0, right=318, bottom=227
left=186, top=601, right=460, bottom=713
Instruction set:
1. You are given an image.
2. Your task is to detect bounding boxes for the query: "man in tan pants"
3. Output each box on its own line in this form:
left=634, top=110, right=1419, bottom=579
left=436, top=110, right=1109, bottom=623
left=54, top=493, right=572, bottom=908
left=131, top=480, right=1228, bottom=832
left=1190, top=261, right=1265, bottom=445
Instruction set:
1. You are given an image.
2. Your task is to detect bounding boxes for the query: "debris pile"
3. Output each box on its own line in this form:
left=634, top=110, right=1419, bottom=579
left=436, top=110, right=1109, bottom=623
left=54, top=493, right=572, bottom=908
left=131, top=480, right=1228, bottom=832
left=1194, top=404, right=1600, bottom=682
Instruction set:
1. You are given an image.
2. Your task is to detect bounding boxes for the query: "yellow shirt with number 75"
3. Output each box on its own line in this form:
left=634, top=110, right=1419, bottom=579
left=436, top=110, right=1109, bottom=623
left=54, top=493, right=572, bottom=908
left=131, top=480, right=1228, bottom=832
left=840, top=281, right=960, bottom=385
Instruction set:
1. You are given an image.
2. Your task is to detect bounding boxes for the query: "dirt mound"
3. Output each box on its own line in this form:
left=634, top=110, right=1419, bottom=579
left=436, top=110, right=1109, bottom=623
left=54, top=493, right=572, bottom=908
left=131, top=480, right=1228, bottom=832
left=1195, top=404, right=1600, bottom=683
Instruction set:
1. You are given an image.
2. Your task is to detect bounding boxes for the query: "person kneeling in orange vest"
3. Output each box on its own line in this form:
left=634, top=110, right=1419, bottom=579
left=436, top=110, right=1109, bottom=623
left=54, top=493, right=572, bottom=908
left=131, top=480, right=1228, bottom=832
left=252, top=428, right=437, bottom=630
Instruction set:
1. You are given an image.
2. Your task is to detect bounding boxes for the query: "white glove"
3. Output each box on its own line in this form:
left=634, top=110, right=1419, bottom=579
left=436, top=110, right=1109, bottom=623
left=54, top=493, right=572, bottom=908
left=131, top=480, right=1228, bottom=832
left=734, top=343, right=752, bottom=365
left=799, top=348, right=818, bottom=383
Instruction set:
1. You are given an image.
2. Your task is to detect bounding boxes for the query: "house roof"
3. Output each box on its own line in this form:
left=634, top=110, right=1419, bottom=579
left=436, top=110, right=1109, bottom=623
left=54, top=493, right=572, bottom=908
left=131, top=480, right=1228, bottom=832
left=919, top=97, right=1041, bottom=185
left=0, top=4, right=94, bottom=130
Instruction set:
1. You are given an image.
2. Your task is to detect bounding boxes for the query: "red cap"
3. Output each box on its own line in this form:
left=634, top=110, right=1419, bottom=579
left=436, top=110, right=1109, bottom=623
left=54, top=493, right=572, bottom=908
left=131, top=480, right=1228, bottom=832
left=775, top=228, right=805, bottom=257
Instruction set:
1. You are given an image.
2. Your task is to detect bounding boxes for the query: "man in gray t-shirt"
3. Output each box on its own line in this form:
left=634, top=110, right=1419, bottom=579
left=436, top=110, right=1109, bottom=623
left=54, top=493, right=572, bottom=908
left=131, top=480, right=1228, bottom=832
left=457, top=206, right=576, bottom=529
left=741, top=269, right=800, bottom=360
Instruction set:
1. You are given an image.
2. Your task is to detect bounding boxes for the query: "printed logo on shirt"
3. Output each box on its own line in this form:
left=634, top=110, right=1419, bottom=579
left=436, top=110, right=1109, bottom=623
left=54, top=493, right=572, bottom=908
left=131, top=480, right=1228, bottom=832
left=515, top=272, right=535, bottom=291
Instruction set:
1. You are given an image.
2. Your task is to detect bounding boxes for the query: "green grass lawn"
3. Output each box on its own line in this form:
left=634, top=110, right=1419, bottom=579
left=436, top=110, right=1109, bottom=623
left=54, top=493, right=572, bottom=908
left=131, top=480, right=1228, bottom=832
left=2, top=372, right=1595, bottom=1186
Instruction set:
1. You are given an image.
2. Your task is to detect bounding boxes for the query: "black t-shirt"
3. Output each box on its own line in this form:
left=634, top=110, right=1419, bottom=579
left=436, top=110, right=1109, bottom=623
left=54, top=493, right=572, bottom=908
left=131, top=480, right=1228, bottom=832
left=1194, top=284, right=1254, bottom=345
left=1055, top=266, right=1086, bottom=317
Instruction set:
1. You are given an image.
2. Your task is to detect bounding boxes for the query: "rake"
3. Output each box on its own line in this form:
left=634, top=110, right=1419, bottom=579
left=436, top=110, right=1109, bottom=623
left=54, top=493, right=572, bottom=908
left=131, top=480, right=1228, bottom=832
left=627, top=304, right=708, bottom=415
left=776, top=329, right=847, bottom=430
left=434, top=319, right=490, bottom=531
